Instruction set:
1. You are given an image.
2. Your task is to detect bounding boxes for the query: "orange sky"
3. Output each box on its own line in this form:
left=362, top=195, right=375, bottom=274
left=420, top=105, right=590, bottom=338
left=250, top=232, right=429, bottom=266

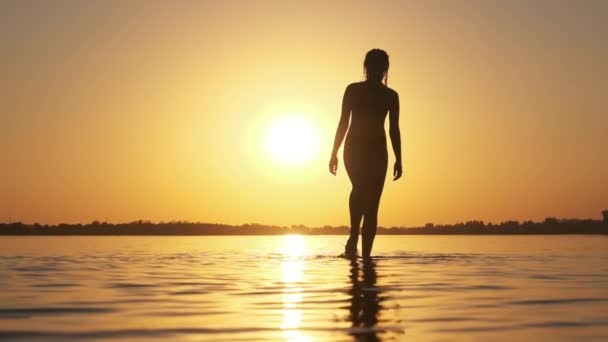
left=2, top=1, right=607, bottom=226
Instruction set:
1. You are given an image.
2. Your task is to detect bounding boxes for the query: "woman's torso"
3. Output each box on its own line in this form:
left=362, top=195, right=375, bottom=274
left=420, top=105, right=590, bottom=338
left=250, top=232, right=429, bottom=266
left=345, top=81, right=396, bottom=148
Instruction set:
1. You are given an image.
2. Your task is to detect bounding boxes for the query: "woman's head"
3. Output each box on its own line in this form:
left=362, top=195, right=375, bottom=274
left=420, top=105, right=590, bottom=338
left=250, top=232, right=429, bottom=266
left=364, top=49, right=389, bottom=85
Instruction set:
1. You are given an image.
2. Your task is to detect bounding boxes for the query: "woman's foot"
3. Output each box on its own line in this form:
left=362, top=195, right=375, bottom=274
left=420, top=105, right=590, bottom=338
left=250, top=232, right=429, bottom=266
left=342, top=240, right=358, bottom=259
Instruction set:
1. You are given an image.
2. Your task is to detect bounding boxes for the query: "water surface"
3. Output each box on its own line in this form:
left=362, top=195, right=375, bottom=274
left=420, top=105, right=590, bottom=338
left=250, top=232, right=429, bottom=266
left=0, top=235, right=607, bottom=341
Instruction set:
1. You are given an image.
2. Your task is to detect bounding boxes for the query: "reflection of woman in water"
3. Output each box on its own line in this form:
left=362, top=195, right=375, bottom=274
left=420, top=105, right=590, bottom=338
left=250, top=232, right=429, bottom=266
left=347, top=258, right=382, bottom=341
left=330, top=49, right=402, bottom=259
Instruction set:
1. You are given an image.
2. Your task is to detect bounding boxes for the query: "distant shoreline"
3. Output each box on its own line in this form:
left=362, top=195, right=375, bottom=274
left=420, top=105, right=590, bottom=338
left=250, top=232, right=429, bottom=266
left=2, top=216, right=607, bottom=235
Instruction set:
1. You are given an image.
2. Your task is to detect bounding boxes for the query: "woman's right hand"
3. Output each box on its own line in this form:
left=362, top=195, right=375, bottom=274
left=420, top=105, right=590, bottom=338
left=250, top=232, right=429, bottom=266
left=329, top=155, right=338, bottom=175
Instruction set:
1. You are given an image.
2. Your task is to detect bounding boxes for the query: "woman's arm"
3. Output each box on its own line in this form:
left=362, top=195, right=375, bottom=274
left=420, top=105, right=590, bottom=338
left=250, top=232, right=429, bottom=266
left=389, top=91, right=403, bottom=180
left=329, top=85, right=352, bottom=175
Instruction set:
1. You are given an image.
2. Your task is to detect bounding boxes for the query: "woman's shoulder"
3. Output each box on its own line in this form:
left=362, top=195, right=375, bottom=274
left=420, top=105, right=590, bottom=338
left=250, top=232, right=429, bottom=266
left=385, top=85, right=398, bottom=97
left=345, top=82, right=398, bottom=98
left=345, top=81, right=365, bottom=90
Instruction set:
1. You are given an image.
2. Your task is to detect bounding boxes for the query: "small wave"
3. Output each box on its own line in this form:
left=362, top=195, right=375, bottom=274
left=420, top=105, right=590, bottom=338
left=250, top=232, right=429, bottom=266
left=0, top=307, right=117, bottom=319
left=32, top=283, right=78, bottom=288
left=0, top=327, right=273, bottom=340
left=108, top=283, right=157, bottom=288
left=509, top=298, right=608, bottom=305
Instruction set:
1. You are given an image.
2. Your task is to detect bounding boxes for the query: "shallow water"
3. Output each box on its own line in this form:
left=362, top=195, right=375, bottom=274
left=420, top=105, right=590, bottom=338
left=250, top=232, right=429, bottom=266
left=0, top=235, right=607, bottom=341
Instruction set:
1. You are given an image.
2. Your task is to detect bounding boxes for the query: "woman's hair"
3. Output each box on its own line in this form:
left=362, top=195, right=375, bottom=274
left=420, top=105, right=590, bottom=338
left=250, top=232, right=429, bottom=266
left=364, top=49, right=389, bottom=85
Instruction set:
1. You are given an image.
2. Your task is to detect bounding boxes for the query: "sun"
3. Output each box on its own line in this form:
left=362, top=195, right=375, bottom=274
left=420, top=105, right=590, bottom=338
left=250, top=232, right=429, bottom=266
left=264, top=115, right=320, bottom=166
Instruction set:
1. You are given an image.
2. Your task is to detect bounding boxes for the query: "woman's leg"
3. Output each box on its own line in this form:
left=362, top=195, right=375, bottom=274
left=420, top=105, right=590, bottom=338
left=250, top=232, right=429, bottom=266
left=346, top=185, right=363, bottom=255
left=361, top=191, right=380, bottom=258
left=361, top=154, right=387, bottom=258
left=344, top=145, right=363, bottom=257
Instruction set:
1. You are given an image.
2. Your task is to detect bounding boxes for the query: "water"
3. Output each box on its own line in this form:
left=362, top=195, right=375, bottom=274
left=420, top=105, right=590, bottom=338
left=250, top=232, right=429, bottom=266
left=0, top=235, right=607, bottom=341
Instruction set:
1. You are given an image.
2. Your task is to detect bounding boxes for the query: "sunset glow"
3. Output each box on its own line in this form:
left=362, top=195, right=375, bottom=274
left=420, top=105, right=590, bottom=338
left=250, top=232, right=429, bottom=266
left=265, top=116, right=321, bottom=167
left=2, top=1, right=606, bottom=227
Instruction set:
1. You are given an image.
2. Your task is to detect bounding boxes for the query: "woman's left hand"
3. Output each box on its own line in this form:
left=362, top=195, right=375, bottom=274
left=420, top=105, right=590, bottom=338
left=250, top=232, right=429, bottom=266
left=393, top=160, right=403, bottom=181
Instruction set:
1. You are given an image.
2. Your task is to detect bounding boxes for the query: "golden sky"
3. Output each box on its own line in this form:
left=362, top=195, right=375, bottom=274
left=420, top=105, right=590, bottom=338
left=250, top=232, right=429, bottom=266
left=2, top=0, right=607, bottom=226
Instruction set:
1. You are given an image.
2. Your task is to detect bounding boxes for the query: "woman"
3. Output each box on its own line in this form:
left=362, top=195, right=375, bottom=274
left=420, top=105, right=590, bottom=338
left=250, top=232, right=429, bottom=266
left=329, top=49, right=402, bottom=259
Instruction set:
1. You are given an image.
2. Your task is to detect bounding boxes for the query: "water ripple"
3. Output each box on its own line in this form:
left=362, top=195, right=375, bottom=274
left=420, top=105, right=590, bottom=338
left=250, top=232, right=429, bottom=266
left=0, top=235, right=607, bottom=341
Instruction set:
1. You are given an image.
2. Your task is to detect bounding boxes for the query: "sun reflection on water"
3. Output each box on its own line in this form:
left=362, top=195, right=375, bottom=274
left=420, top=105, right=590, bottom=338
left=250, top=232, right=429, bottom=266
left=280, top=235, right=311, bottom=342
left=281, top=235, right=306, bottom=257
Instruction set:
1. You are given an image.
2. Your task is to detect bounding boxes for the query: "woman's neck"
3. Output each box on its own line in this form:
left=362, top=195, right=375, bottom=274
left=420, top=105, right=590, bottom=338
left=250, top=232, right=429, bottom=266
left=365, top=78, right=384, bottom=85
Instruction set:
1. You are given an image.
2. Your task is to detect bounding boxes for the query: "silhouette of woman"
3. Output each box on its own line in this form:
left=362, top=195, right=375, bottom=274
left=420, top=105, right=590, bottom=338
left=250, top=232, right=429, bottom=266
left=329, top=49, right=402, bottom=259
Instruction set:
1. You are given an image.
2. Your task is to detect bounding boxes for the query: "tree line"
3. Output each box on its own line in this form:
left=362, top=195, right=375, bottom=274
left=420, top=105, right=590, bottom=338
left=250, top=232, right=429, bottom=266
left=1, top=211, right=607, bottom=235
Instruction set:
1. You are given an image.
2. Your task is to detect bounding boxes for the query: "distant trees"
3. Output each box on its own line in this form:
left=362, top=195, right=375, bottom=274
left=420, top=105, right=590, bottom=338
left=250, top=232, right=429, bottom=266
left=544, top=217, right=558, bottom=225
left=500, top=221, right=519, bottom=228
left=1, top=212, right=607, bottom=236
